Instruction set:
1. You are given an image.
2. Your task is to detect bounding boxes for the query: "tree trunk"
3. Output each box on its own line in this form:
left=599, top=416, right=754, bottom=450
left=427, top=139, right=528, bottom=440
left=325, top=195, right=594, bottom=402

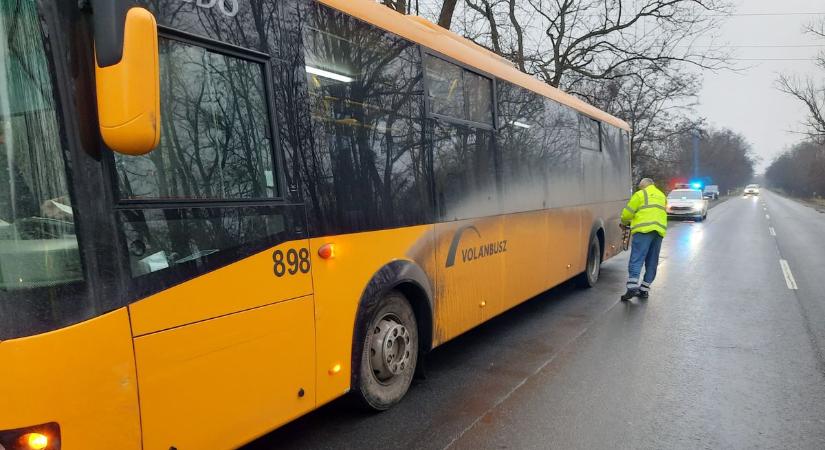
left=438, top=0, right=459, bottom=29
left=381, top=0, right=407, bottom=13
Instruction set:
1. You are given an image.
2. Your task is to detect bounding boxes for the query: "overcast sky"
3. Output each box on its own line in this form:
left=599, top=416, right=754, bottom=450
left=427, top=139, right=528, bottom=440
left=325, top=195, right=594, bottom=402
left=699, top=0, right=823, bottom=172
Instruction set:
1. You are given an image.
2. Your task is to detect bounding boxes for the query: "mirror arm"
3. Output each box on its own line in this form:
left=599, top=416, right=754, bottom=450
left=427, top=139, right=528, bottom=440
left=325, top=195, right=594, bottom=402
left=90, top=0, right=131, bottom=67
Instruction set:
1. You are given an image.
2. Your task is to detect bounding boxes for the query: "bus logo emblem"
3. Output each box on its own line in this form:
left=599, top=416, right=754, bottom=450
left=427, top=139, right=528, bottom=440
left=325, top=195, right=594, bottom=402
left=445, top=225, right=507, bottom=268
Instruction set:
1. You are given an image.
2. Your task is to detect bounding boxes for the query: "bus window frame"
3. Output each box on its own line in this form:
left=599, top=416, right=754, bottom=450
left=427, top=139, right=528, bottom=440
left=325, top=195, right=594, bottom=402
left=421, top=49, right=498, bottom=132
left=107, top=25, right=288, bottom=207
left=578, top=114, right=602, bottom=152
left=113, top=203, right=306, bottom=300
left=100, top=26, right=305, bottom=301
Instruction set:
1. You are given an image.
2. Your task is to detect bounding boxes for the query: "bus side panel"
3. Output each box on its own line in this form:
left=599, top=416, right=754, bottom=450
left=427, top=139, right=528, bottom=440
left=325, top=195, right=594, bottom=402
left=129, top=241, right=313, bottom=336
left=499, top=210, right=549, bottom=316
left=433, top=217, right=504, bottom=344
left=547, top=207, right=585, bottom=284
left=133, top=295, right=316, bottom=450
left=582, top=200, right=626, bottom=263
left=310, top=225, right=435, bottom=406
left=600, top=200, right=626, bottom=261
left=497, top=207, right=582, bottom=320
left=0, top=308, right=141, bottom=450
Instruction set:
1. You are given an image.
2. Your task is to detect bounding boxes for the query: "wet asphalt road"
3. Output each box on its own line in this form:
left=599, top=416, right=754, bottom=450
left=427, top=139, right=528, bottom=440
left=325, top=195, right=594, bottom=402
left=245, top=191, right=825, bottom=450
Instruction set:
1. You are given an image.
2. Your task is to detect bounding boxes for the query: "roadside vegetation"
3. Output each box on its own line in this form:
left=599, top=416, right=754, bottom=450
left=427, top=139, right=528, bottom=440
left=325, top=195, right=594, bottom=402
left=768, top=18, right=825, bottom=199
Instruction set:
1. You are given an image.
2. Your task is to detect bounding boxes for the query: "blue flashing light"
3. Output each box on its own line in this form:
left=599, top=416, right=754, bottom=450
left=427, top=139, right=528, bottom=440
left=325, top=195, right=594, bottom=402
left=691, top=182, right=702, bottom=190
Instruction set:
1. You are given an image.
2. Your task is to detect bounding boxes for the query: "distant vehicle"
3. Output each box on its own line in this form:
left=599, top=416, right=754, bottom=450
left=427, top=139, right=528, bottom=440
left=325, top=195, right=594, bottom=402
left=703, top=185, right=720, bottom=200
left=667, top=189, right=709, bottom=221
left=744, top=184, right=760, bottom=196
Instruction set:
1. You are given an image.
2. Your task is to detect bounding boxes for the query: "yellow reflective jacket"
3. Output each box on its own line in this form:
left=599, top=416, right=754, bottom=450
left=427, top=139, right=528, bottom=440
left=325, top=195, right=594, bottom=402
left=621, top=185, right=668, bottom=237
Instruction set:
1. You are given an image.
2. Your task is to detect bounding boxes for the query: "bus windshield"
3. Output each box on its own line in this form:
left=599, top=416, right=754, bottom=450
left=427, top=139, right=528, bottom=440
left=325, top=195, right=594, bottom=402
left=0, top=0, right=82, bottom=291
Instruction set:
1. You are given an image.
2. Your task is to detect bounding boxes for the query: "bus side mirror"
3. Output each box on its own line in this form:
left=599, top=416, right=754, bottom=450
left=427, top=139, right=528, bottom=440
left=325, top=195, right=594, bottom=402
left=94, top=7, right=160, bottom=155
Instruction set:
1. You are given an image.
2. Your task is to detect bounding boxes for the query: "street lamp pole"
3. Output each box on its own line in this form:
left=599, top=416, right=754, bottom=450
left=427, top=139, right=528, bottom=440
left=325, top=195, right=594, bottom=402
left=692, top=129, right=701, bottom=180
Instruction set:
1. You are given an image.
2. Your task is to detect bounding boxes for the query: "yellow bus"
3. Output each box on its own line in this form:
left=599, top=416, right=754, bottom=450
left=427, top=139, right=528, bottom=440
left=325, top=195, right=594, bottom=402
left=0, top=0, right=630, bottom=448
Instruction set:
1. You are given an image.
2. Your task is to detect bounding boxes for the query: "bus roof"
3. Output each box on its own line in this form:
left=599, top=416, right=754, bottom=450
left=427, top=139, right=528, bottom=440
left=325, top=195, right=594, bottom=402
left=318, top=0, right=631, bottom=131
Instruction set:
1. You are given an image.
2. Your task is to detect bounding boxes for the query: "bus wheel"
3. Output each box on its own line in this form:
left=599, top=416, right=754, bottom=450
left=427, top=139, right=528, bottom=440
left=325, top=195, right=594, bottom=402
left=578, top=235, right=601, bottom=288
left=355, top=291, right=418, bottom=411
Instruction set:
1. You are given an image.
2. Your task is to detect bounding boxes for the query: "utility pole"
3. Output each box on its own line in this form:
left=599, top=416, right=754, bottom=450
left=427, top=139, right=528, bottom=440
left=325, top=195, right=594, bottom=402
left=692, top=129, right=701, bottom=180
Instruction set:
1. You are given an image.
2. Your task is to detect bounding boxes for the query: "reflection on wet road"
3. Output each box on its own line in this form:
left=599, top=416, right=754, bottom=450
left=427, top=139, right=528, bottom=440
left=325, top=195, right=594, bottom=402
left=245, top=191, right=825, bottom=450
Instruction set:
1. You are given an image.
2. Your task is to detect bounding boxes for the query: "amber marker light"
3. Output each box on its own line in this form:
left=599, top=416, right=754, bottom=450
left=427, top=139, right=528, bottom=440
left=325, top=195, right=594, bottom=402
left=318, top=243, right=335, bottom=259
left=329, top=363, right=342, bottom=375
left=19, top=432, right=48, bottom=450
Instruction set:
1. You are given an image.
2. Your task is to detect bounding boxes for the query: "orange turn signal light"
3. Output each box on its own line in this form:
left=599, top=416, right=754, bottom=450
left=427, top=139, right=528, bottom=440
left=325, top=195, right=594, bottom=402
left=19, top=432, right=49, bottom=450
left=318, top=243, right=335, bottom=259
left=329, top=363, right=342, bottom=375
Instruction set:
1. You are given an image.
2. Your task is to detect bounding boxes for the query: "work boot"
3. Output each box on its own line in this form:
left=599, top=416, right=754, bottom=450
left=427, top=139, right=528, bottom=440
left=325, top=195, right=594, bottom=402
left=621, top=289, right=639, bottom=301
left=638, top=290, right=649, bottom=300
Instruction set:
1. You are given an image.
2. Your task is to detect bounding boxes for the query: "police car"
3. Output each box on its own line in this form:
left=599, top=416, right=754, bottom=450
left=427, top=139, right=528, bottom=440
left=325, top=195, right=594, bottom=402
left=666, top=189, right=708, bottom=221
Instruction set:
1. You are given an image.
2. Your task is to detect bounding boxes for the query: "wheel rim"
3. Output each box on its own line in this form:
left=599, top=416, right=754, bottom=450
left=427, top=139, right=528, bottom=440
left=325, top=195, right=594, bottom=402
left=369, top=314, right=412, bottom=383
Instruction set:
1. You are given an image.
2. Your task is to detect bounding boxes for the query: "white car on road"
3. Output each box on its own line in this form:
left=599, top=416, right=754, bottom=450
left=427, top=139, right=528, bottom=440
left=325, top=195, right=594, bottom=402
left=667, top=189, right=709, bottom=221
left=744, top=184, right=760, bottom=196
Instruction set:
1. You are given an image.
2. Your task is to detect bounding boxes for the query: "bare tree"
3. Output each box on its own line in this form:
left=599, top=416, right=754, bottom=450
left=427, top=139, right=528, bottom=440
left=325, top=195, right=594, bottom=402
left=455, top=0, right=730, bottom=88
left=771, top=19, right=825, bottom=197
left=766, top=141, right=825, bottom=197
left=388, top=0, right=735, bottom=181
left=437, top=0, right=460, bottom=28
left=380, top=0, right=458, bottom=29
left=572, top=62, right=702, bottom=177
left=778, top=19, right=825, bottom=141
left=381, top=0, right=408, bottom=13
left=453, top=0, right=731, bottom=181
left=778, top=75, right=825, bottom=140
left=675, top=128, right=755, bottom=191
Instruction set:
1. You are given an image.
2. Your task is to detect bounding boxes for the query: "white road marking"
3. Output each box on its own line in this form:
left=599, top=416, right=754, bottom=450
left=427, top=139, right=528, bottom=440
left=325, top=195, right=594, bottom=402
left=769, top=227, right=776, bottom=236
left=766, top=214, right=770, bottom=219
left=780, top=259, right=798, bottom=290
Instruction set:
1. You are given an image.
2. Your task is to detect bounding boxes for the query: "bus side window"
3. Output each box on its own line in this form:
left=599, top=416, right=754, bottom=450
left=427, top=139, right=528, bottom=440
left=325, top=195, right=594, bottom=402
left=464, top=70, right=493, bottom=125
left=496, top=80, right=546, bottom=212
left=578, top=115, right=601, bottom=152
left=432, top=122, right=497, bottom=220
left=544, top=100, right=581, bottom=207
left=111, top=35, right=293, bottom=282
left=425, top=55, right=465, bottom=120
left=424, top=54, right=493, bottom=127
left=301, top=3, right=430, bottom=235
left=115, top=37, right=277, bottom=201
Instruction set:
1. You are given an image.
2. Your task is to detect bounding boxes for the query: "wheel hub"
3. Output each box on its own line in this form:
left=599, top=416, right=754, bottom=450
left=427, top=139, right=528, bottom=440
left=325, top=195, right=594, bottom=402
left=370, top=317, right=411, bottom=382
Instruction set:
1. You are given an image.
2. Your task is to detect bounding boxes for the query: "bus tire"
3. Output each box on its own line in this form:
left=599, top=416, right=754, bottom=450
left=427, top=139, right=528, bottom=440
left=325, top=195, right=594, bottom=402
left=354, top=290, right=419, bottom=411
left=577, top=235, right=601, bottom=288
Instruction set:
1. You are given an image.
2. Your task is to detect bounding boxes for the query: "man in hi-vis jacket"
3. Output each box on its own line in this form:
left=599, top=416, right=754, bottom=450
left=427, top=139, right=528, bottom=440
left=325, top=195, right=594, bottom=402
left=620, top=178, right=667, bottom=301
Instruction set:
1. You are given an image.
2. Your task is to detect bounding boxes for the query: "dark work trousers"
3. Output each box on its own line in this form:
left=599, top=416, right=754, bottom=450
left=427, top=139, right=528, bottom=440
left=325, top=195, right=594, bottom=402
left=626, top=231, right=663, bottom=292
